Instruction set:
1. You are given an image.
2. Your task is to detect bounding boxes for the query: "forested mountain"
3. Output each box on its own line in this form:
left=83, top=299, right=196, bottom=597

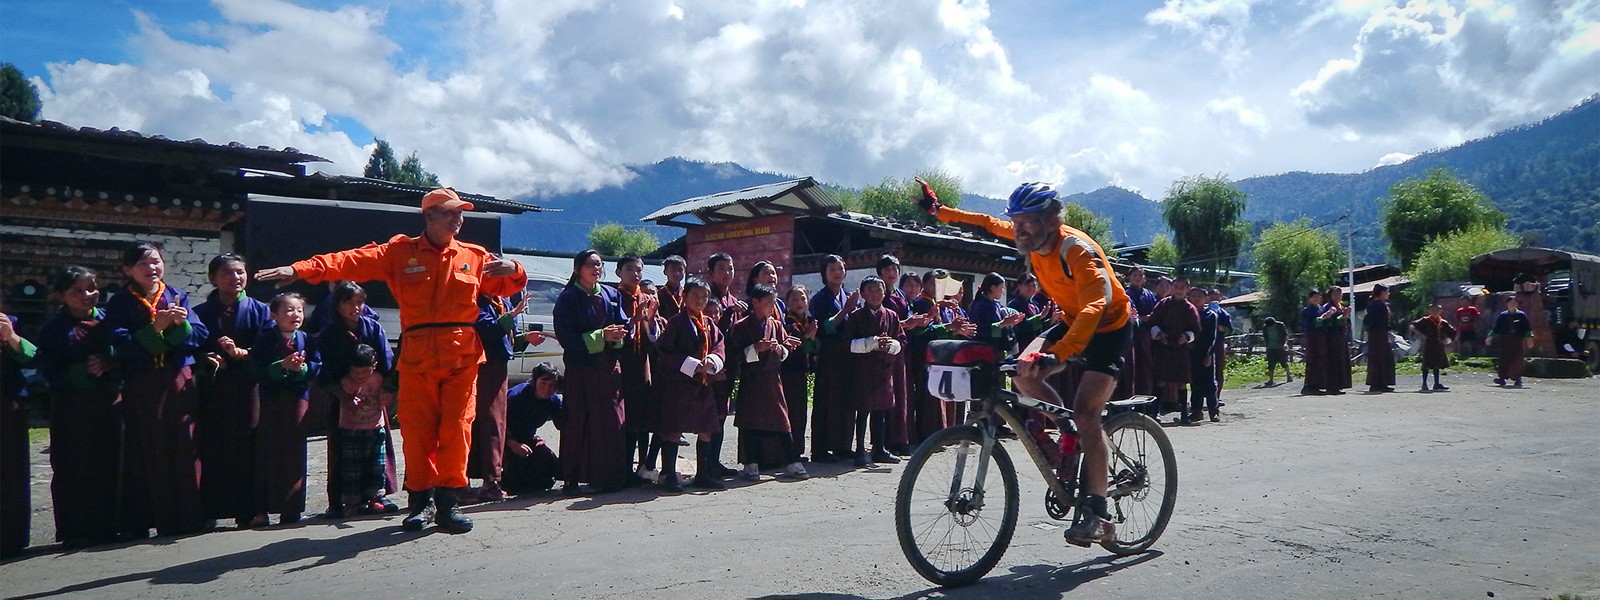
left=511, top=96, right=1599, bottom=258
left=1234, top=94, right=1600, bottom=260
left=505, top=157, right=790, bottom=251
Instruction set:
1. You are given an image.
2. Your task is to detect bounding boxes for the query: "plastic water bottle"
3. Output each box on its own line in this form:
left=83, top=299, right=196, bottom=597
left=1025, top=419, right=1061, bottom=465
left=1055, top=427, right=1079, bottom=481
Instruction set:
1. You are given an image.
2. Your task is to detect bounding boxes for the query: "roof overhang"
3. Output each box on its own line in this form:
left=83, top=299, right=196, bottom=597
left=641, top=177, right=841, bottom=227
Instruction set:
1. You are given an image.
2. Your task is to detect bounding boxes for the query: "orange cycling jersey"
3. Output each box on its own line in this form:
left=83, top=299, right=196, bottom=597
left=936, top=205, right=1129, bottom=360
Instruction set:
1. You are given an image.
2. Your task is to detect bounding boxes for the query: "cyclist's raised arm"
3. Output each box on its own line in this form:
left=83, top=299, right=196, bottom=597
left=919, top=177, right=1015, bottom=241
left=932, top=204, right=1015, bottom=241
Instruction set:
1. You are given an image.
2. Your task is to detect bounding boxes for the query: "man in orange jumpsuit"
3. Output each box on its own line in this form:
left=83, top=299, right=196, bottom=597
left=256, top=188, right=526, bottom=533
left=920, top=178, right=1132, bottom=547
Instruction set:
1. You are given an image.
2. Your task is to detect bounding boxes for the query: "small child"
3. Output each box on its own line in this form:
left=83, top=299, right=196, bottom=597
left=846, top=276, right=906, bottom=468
left=730, top=284, right=806, bottom=481
left=1259, top=316, right=1291, bottom=386
left=330, top=344, right=397, bottom=517
left=1488, top=296, right=1533, bottom=388
left=1409, top=304, right=1457, bottom=392
left=653, top=278, right=727, bottom=491
left=251, top=293, right=320, bottom=526
left=781, top=286, right=817, bottom=459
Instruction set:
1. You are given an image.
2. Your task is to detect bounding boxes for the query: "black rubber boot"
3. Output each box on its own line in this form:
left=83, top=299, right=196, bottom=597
left=432, top=487, right=474, bottom=533
left=401, top=489, right=433, bottom=532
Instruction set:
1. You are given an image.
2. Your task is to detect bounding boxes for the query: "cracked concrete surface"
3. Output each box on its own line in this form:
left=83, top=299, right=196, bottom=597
left=2, top=371, right=1597, bottom=599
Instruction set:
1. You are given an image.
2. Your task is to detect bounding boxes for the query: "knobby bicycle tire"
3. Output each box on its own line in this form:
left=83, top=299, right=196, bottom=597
left=1099, top=411, right=1178, bottom=555
left=895, top=425, right=1020, bottom=587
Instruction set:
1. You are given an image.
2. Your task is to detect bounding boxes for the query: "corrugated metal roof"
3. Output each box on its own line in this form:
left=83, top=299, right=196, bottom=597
left=2, top=116, right=327, bottom=167
left=640, top=177, right=841, bottom=224
left=825, top=211, right=1016, bottom=255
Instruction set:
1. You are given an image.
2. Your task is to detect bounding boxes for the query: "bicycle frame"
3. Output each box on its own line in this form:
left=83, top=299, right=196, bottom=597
left=959, top=390, right=1076, bottom=513
left=953, top=389, right=1158, bottom=516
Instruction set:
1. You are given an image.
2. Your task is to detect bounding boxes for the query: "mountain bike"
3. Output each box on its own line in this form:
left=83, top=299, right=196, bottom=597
left=895, top=339, right=1178, bottom=587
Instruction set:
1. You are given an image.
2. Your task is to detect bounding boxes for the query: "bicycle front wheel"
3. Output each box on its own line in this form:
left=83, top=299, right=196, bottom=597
left=1100, top=411, right=1178, bottom=555
left=895, top=424, right=1020, bottom=587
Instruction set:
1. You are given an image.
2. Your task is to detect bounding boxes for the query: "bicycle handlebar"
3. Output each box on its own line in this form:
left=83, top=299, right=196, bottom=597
left=999, top=354, right=1080, bottom=375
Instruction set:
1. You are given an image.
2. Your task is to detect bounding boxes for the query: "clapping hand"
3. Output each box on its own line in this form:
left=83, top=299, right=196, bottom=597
left=953, top=321, right=977, bottom=338
left=904, top=313, right=933, bottom=329
left=1001, top=312, right=1026, bottom=327
left=284, top=351, right=307, bottom=372
left=602, top=324, right=627, bottom=343
left=876, top=335, right=894, bottom=351
left=509, top=295, right=531, bottom=317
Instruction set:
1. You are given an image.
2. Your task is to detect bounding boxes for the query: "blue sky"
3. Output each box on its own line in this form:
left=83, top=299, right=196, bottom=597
left=4, top=0, right=1597, bottom=202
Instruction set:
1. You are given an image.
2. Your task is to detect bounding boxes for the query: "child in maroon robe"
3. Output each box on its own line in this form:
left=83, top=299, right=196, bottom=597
left=1409, top=304, right=1457, bottom=391
left=781, top=286, right=818, bottom=458
left=730, top=285, right=807, bottom=481
left=847, top=277, right=907, bottom=468
left=1489, top=296, right=1534, bottom=388
left=1148, top=278, right=1199, bottom=418
left=36, top=266, right=122, bottom=547
left=653, top=279, right=728, bottom=491
left=251, top=293, right=320, bottom=526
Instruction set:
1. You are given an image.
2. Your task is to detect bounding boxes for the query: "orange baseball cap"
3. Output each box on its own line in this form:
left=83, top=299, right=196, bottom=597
left=422, top=188, right=474, bottom=212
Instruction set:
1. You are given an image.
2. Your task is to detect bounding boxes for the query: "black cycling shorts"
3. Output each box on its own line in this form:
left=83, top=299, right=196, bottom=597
left=1039, top=320, right=1134, bottom=378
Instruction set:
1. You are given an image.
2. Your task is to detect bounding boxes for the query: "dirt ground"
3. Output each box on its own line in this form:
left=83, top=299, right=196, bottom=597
left=4, top=370, right=1598, bottom=600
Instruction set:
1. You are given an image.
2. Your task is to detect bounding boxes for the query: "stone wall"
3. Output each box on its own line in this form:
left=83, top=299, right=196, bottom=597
left=0, top=224, right=221, bottom=298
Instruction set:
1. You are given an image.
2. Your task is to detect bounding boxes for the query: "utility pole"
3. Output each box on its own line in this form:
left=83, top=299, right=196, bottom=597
left=1347, top=211, right=1358, bottom=342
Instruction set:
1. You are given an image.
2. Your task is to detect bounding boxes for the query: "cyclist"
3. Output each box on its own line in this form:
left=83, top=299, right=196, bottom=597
left=918, top=178, right=1133, bottom=546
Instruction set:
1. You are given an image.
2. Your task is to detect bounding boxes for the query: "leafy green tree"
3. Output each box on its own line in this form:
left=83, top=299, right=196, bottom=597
left=1160, top=175, right=1249, bottom=280
left=363, top=138, right=442, bottom=187
left=398, top=152, right=442, bottom=187
left=1381, top=168, right=1507, bottom=269
left=839, top=169, right=963, bottom=222
left=1, top=63, right=42, bottom=123
left=587, top=223, right=660, bottom=256
left=1061, top=203, right=1115, bottom=250
left=1147, top=234, right=1179, bottom=268
left=1403, top=224, right=1521, bottom=305
left=1252, top=219, right=1346, bottom=324
left=364, top=139, right=399, bottom=180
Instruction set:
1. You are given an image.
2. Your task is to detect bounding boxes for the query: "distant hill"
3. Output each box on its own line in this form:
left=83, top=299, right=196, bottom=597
left=1233, top=94, right=1600, bottom=260
left=1060, top=187, right=1164, bottom=247
left=511, top=96, right=1600, bottom=259
left=504, top=157, right=793, bottom=251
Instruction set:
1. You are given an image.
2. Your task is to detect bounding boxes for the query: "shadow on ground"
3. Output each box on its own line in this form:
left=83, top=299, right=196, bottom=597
left=750, top=550, right=1164, bottom=600
left=8, top=525, right=431, bottom=599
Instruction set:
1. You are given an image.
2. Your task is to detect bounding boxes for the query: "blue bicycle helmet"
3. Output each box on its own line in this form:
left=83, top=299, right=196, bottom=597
left=1004, top=182, right=1060, bottom=216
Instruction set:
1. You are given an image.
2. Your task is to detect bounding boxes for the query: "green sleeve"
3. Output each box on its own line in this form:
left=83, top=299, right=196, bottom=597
left=11, top=337, right=37, bottom=363
left=135, top=325, right=170, bottom=354
left=66, top=362, right=95, bottom=390
left=497, top=313, right=518, bottom=334
left=161, top=320, right=192, bottom=345
left=267, top=360, right=289, bottom=381
left=583, top=329, right=607, bottom=354
left=822, top=318, right=840, bottom=336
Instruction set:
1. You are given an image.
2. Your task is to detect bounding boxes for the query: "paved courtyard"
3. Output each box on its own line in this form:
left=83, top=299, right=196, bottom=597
left=4, top=371, right=1598, bottom=600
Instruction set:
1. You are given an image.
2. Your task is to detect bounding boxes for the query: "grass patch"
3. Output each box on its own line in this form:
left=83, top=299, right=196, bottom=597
left=1223, top=353, right=1496, bottom=389
left=28, top=427, right=48, bottom=445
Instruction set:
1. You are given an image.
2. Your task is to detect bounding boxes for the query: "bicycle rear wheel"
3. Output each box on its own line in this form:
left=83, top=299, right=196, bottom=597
left=1099, top=411, right=1177, bottom=555
left=895, top=425, right=1020, bottom=587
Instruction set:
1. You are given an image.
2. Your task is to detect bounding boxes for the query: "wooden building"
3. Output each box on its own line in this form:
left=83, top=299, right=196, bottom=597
left=641, top=177, right=1027, bottom=301
left=0, top=117, right=539, bottom=336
